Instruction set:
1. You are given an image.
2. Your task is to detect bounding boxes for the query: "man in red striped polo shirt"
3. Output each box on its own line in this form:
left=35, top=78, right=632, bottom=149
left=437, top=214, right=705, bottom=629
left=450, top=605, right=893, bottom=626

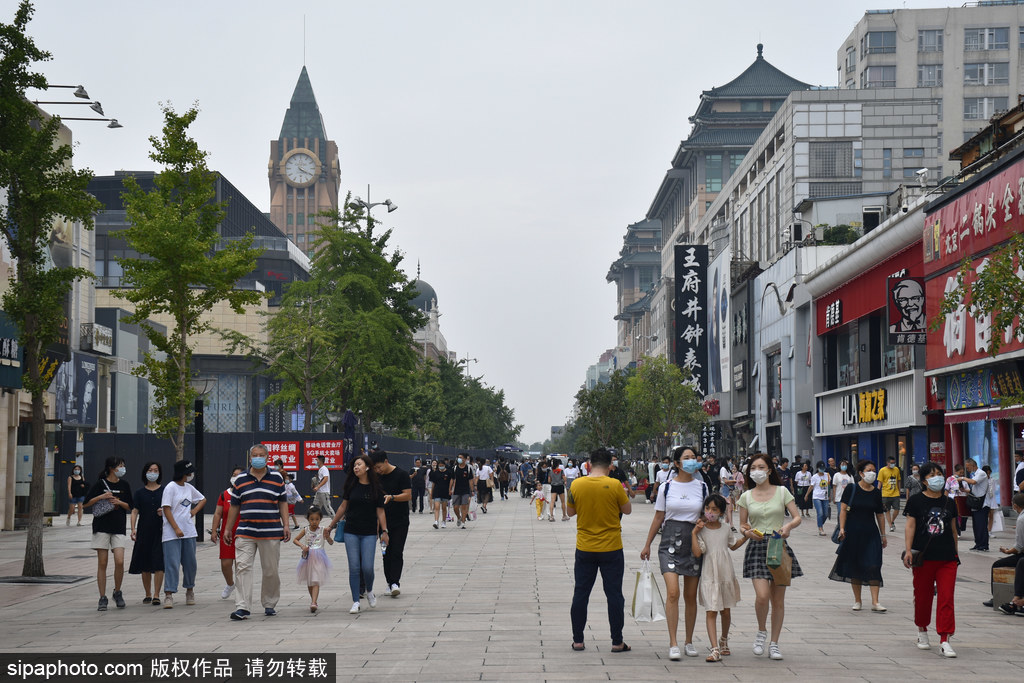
left=223, top=444, right=290, bottom=620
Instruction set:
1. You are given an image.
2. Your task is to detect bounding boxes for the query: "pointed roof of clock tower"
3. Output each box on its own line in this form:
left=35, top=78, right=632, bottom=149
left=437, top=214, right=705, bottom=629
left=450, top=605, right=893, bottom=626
left=279, top=66, right=327, bottom=141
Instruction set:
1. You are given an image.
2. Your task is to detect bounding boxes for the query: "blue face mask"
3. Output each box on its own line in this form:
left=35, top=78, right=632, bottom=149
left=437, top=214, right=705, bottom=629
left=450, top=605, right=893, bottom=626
left=250, top=456, right=267, bottom=470
left=660, top=463, right=670, bottom=470
left=681, top=459, right=701, bottom=474
left=840, top=464, right=847, bottom=472
left=926, top=475, right=944, bottom=492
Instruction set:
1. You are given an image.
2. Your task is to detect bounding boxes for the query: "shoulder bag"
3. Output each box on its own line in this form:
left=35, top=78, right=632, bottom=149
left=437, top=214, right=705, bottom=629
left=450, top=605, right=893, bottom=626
left=831, top=482, right=857, bottom=544
left=91, top=481, right=117, bottom=518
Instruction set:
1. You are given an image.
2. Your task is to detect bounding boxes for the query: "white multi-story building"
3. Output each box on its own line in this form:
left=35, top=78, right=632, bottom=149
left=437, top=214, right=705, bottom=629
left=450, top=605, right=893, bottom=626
left=838, top=2, right=1024, bottom=179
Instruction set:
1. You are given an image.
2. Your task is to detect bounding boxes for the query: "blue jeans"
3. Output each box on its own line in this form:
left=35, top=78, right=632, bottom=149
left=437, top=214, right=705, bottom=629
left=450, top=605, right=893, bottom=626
left=836, top=501, right=843, bottom=521
left=571, top=549, right=625, bottom=645
left=344, top=533, right=377, bottom=602
left=162, top=537, right=196, bottom=593
left=813, top=499, right=828, bottom=529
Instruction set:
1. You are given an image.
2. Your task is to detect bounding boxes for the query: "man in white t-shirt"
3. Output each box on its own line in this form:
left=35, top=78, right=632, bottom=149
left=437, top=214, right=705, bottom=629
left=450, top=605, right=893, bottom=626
left=476, top=458, right=494, bottom=513
left=312, top=454, right=334, bottom=516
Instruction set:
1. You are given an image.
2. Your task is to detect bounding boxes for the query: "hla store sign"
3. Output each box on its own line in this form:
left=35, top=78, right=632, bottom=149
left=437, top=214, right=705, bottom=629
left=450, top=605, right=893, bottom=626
left=841, top=388, right=887, bottom=426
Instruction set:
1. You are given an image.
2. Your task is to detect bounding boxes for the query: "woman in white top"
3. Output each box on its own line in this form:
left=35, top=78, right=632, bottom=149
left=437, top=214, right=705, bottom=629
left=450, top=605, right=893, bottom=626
left=641, top=446, right=709, bottom=661
left=831, top=460, right=854, bottom=522
left=563, top=459, right=581, bottom=493
left=793, top=462, right=813, bottom=517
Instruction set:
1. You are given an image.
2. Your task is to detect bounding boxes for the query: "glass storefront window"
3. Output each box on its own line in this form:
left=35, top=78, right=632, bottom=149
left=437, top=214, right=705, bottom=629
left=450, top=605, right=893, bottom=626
left=837, top=321, right=860, bottom=388
left=965, top=420, right=1001, bottom=507
left=767, top=351, right=782, bottom=423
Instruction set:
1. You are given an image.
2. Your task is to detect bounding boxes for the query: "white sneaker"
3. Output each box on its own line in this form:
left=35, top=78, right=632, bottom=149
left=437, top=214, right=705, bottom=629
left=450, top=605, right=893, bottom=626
left=851, top=602, right=862, bottom=611
left=432, top=521, right=438, bottom=529
left=683, top=642, right=697, bottom=657
left=349, top=602, right=360, bottom=614
left=753, top=631, right=767, bottom=656
left=390, top=584, right=400, bottom=597
left=871, top=603, right=887, bottom=613
left=940, top=641, right=956, bottom=658
left=916, top=631, right=930, bottom=650
left=367, top=591, right=377, bottom=608
left=441, top=522, right=446, bottom=529
left=221, top=584, right=235, bottom=600
left=768, top=642, right=783, bottom=660
left=668, top=646, right=681, bottom=660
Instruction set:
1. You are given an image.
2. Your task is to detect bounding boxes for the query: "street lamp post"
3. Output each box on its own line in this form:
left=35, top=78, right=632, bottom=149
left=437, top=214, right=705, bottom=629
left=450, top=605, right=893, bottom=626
left=348, top=185, right=397, bottom=231
left=190, top=377, right=217, bottom=542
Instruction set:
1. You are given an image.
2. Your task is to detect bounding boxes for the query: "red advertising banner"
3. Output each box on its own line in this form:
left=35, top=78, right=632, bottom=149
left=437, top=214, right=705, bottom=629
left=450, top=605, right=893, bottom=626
left=262, top=441, right=300, bottom=471
left=302, top=440, right=345, bottom=470
left=923, top=157, right=1024, bottom=277
left=924, top=251, right=1024, bottom=370
left=815, top=245, right=920, bottom=336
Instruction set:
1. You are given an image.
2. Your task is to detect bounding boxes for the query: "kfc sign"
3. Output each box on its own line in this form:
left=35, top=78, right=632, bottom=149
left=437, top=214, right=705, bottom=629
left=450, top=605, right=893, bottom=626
left=302, top=440, right=345, bottom=470
left=262, top=441, right=299, bottom=471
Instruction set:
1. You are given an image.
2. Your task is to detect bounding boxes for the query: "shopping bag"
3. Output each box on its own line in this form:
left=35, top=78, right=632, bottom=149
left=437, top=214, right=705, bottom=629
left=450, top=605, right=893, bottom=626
left=766, top=534, right=792, bottom=586
left=469, top=498, right=478, bottom=521
left=630, top=560, right=666, bottom=622
left=991, top=509, right=1004, bottom=534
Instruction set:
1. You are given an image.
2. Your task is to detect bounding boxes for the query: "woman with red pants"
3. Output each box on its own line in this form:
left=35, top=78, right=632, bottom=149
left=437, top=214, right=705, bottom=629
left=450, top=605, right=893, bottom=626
left=903, top=462, right=960, bottom=658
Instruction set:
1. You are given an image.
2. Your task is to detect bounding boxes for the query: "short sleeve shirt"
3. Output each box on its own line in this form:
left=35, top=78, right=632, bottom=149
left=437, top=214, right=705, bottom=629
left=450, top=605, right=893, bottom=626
left=568, top=475, right=629, bottom=552
left=161, top=481, right=205, bottom=542
left=230, top=470, right=287, bottom=540
left=86, top=477, right=133, bottom=536
left=810, top=472, right=830, bottom=500
left=654, top=478, right=706, bottom=523
left=378, top=467, right=412, bottom=528
left=317, top=465, right=331, bottom=494
left=904, top=492, right=959, bottom=562
left=342, top=481, right=385, bottom=536
left=737, top=486, right=794, bottom=535
left=878, top=466, right=901, bottom=497
left=452, top=465, right=473, bottom=494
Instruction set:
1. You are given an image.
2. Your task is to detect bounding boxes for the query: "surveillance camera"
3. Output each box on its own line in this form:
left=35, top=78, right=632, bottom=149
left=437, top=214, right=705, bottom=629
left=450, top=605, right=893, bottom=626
left=901, top=204, right=910, bottom=213
left=915, top=168, right=928, bottom=177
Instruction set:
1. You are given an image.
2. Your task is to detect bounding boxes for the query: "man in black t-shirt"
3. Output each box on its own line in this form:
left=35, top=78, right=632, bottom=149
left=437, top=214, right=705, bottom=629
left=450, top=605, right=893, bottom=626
left=450, top=454, right=474, bottom=529
left=372, top=451, right=412, bottom=596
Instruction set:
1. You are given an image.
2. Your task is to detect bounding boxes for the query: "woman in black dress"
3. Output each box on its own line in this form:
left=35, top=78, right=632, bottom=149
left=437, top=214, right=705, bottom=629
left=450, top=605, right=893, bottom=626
left=129, top=461, right=165, bottom=606
left=829, top=460, right=888, bottom=612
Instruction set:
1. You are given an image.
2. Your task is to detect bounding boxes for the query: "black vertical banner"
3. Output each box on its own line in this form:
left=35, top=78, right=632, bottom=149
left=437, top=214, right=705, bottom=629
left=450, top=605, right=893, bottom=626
left=674, top=244, right=709, bottom=396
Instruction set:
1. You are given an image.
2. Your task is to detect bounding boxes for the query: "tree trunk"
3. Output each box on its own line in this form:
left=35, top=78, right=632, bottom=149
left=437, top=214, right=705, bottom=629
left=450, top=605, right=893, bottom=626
left=22, top=321, right=46, bottom=577
left=175, top=330, right=187, bottom=461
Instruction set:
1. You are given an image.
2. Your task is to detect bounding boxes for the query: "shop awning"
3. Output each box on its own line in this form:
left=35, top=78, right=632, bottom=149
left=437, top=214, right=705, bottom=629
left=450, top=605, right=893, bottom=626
left=943, top=405, right=1024, bottom=424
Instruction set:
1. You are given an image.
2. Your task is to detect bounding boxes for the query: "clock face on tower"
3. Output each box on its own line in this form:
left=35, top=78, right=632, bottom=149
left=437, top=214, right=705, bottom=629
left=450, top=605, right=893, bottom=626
left=282, top=149, right=319, bottom=187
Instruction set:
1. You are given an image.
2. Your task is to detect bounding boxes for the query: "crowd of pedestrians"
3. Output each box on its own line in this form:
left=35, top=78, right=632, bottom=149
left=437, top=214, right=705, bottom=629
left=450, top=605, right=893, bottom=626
left=69, top=441, right=1022, bottom=663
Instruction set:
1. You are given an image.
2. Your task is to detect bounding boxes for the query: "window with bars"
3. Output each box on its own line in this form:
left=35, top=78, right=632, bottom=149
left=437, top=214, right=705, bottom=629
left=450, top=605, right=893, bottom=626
left=809, top=141, right=854, bottom=178
left=964, top=96, right=1009, bottom=120
left=965, top=27, right=1008, bottom=51
left=917, top=64, right=942, bottom=87
left=862, top=31, right=896, bottom=55
left=918, top=29, right=943, bottom=52
left=862, top=65, right=896, bottom=88
left=964, top=62, right=1008, bottom=85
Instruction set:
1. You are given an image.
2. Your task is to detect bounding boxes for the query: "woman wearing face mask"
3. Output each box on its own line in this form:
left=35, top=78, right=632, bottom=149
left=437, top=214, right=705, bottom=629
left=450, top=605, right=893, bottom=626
left=719, top=459, right=738, bottom=527
left=806, top=463, right=831, bottom=536
left=904, top=462, right=960, bottom=657
left=793, top=462, right=813, bottom=518
left=85, top=456, right=133, bottom=611
left=429, top=459, right=452, bottom=529
left=903, top=464, right=923, bottom=507
left=160, top=460, right=206, bottom=608
left=737, top=453, right=803, bottom=661
left=129, top=462, right=165, bottom=606
left=67, top=465, right=88, bottom=526
left=640, top=446, right=709, bottom=660
left=832, top=461, right=854, bottom=522
left=830, top=460, right=887, bottom=612
left=210, top=467, right=244, bottom=600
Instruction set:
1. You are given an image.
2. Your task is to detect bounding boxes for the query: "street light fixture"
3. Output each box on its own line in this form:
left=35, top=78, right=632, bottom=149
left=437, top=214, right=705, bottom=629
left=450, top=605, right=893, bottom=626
left=59, top=117, right=122, bottom=128
left=46, top=84, right=90, bottom=98
left=33, top=100, right=104, bottom=115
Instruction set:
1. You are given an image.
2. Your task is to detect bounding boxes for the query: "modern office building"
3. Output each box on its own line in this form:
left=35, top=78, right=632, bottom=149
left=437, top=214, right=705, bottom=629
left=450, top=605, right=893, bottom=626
left=837, top=2, right=1024, bottom=179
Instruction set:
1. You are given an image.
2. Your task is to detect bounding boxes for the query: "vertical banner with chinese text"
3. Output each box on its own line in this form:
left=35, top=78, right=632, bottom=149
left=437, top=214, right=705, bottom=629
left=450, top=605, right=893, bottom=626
left=674, top=244, right=709, bottom=396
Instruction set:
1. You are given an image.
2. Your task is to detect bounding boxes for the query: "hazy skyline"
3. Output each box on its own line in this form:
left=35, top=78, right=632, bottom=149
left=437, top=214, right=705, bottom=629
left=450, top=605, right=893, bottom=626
left=9, top=0, right=948, bottom=443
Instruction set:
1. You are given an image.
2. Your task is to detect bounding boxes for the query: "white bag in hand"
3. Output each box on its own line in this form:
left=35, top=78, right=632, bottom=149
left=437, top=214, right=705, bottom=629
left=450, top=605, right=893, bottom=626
left=630, top=559, right=666, bottom=622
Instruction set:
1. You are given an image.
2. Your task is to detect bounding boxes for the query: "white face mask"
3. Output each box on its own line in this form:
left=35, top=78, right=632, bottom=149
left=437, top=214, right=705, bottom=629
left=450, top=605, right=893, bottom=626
left=750, top=469, right=769, bottom=484
left=862, top=471, right=877, bottom=484
left=230, top=475, right=242, bottom=486
left=186, top=473, right=195, bottom=483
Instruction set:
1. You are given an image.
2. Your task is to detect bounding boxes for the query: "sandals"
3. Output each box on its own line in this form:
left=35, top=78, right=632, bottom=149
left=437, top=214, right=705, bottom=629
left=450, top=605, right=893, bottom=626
left=310, top=603, right=318, bottom=613
left=706, top=647, right=722, bottom=662
left=571, top=642, right=585, bottom=651
left=610, top=643, right=631, bottom=653
left=719, top=636, right=730, bottom=656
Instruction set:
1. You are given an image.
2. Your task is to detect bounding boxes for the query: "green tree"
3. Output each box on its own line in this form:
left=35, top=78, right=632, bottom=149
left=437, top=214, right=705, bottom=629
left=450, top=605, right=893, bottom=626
left=427, top=358, right=521, bottom=447
left=118, top=105, right=263, bottom=460
left=0, top=0, right=102, bottom=576
left=625, top=357, right=707, bottom=454
left=391, top=360, right=446, bottom=441
left=818, top=223, right=860, bottom=245
left=573, top=368, right=634, bottom=451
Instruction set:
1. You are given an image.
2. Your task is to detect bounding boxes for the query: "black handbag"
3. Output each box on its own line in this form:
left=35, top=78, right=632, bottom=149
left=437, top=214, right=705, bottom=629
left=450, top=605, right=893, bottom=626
left=831, top=480, right=856, bottom=544
left=965, top=493, right=984, bottom=511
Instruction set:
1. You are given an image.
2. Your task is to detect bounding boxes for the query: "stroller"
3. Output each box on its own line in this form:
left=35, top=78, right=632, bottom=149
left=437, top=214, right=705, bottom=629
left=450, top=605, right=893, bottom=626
left=521, top=470, right=537, bottom=499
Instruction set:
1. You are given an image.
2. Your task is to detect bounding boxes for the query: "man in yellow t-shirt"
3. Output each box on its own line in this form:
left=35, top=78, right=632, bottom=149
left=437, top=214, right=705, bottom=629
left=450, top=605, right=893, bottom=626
left=877, top=455, right=901, bottom=532
left=567, top=448, right=632, bottom=652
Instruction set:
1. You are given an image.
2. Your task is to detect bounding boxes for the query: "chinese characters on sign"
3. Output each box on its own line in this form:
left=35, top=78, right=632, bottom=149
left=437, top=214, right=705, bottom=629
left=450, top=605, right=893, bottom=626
left=262, top=441, right=300, bottom=471
left=701, top=424, right=720, bottom=462
left=824, top=300, right=842, bottom=329
left=841, top=388, right=887, bottom=426
left=674, top=245, right=708, bottom=395
left=302, top=440, right=344, bottom=470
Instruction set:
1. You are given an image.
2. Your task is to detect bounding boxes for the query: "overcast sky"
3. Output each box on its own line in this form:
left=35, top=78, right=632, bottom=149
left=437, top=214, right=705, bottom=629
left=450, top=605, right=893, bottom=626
left=9, top=0, right=946, bottom=444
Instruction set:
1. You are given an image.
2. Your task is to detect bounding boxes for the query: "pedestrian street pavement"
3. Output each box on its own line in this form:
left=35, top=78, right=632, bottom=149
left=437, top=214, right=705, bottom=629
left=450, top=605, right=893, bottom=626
left=0, top=492, right=1021, bottom=682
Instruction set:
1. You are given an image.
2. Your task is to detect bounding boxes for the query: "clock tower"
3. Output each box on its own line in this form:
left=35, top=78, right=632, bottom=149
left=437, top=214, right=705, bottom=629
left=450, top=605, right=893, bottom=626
left=269, top=66, right=340, bottom=253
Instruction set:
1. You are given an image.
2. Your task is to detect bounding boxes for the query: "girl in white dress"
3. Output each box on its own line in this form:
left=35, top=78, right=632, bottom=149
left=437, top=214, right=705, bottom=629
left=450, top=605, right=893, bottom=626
left=293, top=506, right=334, bottom=613
left=692, top=494, right=746, bottom=662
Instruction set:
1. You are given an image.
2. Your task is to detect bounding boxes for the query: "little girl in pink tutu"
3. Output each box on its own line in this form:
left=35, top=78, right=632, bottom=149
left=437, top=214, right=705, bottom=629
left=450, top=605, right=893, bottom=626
left=293, top=506, right=334, bottom=613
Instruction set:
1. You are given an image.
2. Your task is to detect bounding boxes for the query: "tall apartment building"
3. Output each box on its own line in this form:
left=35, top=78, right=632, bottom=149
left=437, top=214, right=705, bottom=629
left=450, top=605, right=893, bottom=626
left=838, top=2, right=1024, bottom=179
